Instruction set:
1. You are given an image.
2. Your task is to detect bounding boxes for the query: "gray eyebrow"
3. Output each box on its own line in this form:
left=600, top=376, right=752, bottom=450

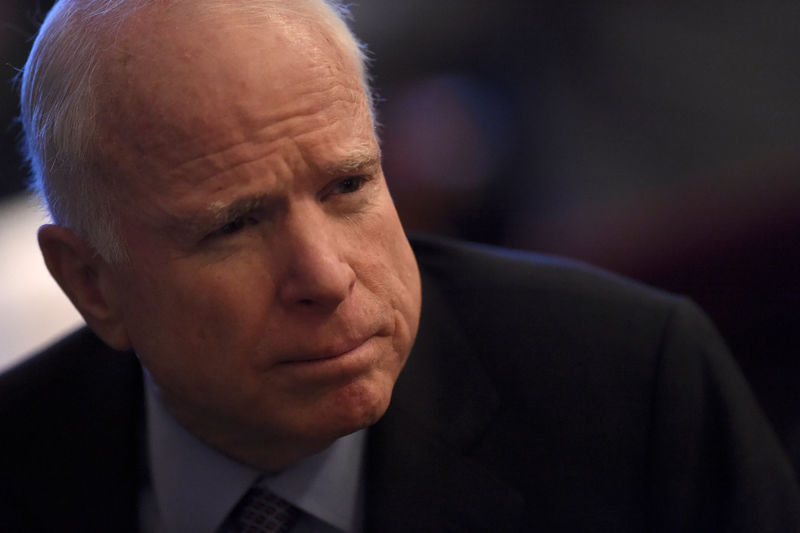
left=165, top=194, right=277, bottom=240
left=323, top=150, right=381, bottom=175
left=175, top=150, right=381, bottom=237
left=205, top=194, right=277, bottom=227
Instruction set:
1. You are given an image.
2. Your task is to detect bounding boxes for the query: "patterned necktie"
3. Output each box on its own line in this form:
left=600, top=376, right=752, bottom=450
left=225, top=480, right=299, bottom=533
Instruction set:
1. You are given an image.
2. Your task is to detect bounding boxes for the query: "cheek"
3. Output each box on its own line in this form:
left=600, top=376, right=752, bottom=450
left=123, top=262, right=280, bottom=417
left=359, top=203, right=422, bottom=339
left=121, top=256, right=275, bottom=361
left=182, top=268, right=274, bottom=347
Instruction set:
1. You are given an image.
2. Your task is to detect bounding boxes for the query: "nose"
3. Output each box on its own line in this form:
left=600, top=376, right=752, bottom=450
left=276, top=208, right=356, bottom=311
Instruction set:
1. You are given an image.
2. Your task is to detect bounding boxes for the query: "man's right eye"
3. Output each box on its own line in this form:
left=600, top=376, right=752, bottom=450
left=202, top=211, right=264, bottom=243
left=218, top=216, right=246, bottom=236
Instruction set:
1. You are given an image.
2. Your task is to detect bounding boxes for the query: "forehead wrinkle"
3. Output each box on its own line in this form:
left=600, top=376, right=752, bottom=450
left=156, top=77, right=365, bottom=185
left=167, top=136, right=276, bottom=187
left=178, top=112, right=371, bottom=194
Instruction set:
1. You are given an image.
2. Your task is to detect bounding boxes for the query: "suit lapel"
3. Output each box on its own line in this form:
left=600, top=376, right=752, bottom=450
left=364, top=268, right=525, bottom=532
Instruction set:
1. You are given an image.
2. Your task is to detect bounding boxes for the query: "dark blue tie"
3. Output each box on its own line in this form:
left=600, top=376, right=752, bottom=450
left=225, top=480, right=299, bottom=533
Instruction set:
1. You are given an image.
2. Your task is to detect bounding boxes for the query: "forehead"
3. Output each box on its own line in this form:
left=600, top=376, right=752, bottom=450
left=95, top=5, right=371, bottom=182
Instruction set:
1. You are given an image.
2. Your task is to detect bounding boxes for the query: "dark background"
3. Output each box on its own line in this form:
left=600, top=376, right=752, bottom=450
left=2, top=1, right=799, bottom=468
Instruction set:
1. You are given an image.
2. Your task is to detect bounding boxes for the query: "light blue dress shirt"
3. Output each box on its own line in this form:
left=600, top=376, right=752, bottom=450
left=139, top=371, right=366, bottom=533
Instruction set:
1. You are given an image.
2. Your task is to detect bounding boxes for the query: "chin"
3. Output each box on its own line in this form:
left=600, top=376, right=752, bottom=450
left=320, top=377, right=394, bottom=437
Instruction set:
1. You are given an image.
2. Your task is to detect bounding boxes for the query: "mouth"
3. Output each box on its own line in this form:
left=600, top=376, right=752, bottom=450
left=284, top=335, right=375, bottom=365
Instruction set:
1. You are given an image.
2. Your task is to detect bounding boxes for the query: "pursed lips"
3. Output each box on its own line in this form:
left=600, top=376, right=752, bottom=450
left=282, top=333, right=377, bottom=365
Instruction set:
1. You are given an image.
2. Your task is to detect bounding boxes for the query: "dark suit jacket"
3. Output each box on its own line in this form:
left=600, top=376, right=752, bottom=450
left=1, top=236, right=798, bottom=532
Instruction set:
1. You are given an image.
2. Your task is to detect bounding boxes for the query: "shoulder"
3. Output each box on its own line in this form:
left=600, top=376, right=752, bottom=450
left=410, top=233, right=693, bottom=366
left=0, top=327, right=139, bottom=410
left=409, top=235, right=800, bottom=529
left=409, top=234, right=738, bottom=484
left=411, top=232, right=675, bottom=308
left=409, top=234, right=710, bottom=447
left=0, top=327, right=142, bottom=498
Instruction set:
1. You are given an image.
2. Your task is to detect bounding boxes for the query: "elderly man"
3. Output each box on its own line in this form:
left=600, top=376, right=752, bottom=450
left=1, top=1, right=798, bottom=532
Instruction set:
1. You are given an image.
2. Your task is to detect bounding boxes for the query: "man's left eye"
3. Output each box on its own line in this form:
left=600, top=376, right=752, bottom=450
left=333, top=176, right=367, bottom=195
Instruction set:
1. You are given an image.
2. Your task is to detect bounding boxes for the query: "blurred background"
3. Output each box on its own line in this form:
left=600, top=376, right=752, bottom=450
left=1, top=1, right=798, bottom=467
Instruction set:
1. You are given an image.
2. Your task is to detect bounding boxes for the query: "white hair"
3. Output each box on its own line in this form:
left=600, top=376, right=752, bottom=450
left=19, top=0, right=374, bottom=262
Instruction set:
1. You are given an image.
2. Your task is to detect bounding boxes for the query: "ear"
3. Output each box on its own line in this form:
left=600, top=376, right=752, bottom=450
left=38, top=224, right=132, bottom=351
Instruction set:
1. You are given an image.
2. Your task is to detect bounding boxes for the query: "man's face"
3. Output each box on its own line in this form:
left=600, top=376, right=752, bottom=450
left=97, top=10, right=421, bottom=468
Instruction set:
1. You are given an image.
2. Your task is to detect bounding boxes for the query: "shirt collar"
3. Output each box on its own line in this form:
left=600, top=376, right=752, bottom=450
left=265, top=429, right=365, bottom=532
left=143, top=370, right=365, bottom=533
